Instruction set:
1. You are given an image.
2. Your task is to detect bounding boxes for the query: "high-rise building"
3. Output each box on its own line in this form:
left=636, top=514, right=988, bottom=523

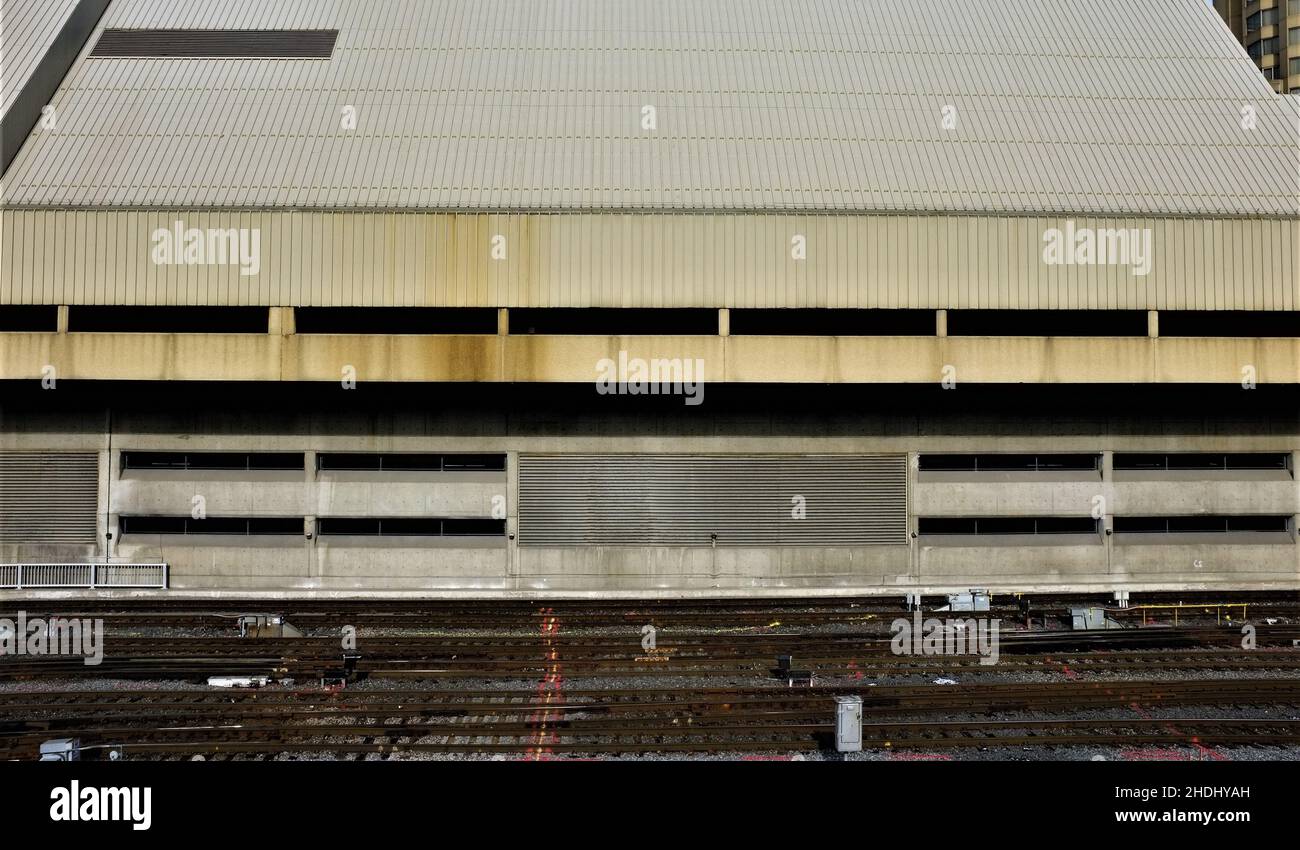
left=1216, top=0, right=1300, bottom=93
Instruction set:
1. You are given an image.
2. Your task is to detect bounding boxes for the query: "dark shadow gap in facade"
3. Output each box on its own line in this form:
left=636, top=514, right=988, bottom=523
left=3, top=383, right=1298, bottom=440
left=947, top=310, right=1149, bottom=337
left=317, top=453, right=506, bottom=471
left=119, top=516, right=302, bottom=535
left=1114, top=516, right=1293, bottom=533
left=919, top=453, right=1101, bottom=471
left=1160, top=311, right=1300, bottom=338
left=294, top=307, right=498, bottom=334
left=0, top=305, right=59, bottom=332
left=68, top=306, right=269, bottom=333
left=122, top=451, right=304, bottom=471
left=918, top=517, right=1100, bottom=535
left=728, top=308, right=936, bottom=336
left=1113, top=453, right=1291, bottom=471
left=317, top=518, right=505, bottom=536
left=508, top=308, right=718, bottom=335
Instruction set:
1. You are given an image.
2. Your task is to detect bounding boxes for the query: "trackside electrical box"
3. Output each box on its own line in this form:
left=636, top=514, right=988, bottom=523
left=835, top=696, right=863, bottom=752
left=40, top=739, right=80, bottom=761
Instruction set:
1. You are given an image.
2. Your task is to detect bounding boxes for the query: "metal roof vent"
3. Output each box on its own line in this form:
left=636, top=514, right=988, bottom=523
left=89, top=28, right=338, bottom=59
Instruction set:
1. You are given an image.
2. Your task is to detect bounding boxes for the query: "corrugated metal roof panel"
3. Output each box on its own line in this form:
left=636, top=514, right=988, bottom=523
left=0, top=0, right=81, bottom=118
left=0, top=0, right=1297, bottom=215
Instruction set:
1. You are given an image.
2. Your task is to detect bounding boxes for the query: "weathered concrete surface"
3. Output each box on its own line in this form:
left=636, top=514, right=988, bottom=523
left=2, top=333, right=1299, bottom=383
left=2, top=385, right=1297, bottom=595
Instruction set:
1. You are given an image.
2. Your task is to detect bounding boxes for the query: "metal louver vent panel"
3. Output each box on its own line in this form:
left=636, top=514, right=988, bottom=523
left=519, top=455, right=906, bottom=547
left=0, top=452, right=98, bottom=544
left=89, top=29, right=339, bottom=59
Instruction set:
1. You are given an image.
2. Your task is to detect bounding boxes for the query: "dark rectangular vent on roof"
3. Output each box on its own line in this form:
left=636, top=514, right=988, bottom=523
left=89, top=29, right=338, bottom=59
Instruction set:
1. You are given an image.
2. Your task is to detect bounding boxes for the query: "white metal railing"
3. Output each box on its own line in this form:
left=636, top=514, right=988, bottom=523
left=0, top=563, right=168, bottom=589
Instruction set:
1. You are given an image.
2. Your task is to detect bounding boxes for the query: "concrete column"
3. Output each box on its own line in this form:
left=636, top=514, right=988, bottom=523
left=1101, top=451, right=1114, bottom=577
left=907, top=452, right=919, bottom=580
left=935, top=309, right=948, bottom=337
left=718, top=308, right=730, bottom=337
left=497, top=308, right=509, bottom=335
left=269, top=307, right=294, bottom=335
left=506, top=450, right=520, bottom=584
left=304, top=449, right=318, bottom=581
left=1147, top=310, right=1159, bottom=338
left=57, top=305, right=69, bottom=333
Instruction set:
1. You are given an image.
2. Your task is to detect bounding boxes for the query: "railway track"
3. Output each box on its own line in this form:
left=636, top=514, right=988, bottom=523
left=3, top=627, right=1298, bottom=680
left=2, top=679, right=1297, bottom=759
left=3, top=603, right=1298, bottom=758
left=8, top=593, right=1299, bottom=630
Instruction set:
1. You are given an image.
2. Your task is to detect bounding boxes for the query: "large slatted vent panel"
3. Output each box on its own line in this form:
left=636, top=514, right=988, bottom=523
left=0, top=452, right=99, bottom=544
left=90, top=29, right=339, bottom=59
left=519, top=455, right=907, bottom=547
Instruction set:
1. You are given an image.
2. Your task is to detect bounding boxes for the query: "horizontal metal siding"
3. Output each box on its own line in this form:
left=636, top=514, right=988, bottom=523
left=1, top=211, right=1296, bottom=311
left=518, top=454, right=907, bottom=547
left=0, top=451, right=98, bottom=543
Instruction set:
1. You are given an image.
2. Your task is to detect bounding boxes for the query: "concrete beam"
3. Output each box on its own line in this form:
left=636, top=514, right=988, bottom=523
left=0, top=333, right=1298, bottom=384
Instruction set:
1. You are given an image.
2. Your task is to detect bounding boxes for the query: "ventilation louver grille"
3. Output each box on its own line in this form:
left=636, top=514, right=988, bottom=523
left=518, top=454, right=907, bottom=547
left=90, top=29, right=338, bottom=58
left=0, top=452, right=99, bottom=545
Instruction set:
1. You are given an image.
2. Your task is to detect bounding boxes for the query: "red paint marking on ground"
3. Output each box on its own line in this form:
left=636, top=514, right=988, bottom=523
left=1187, top=739, right=1227, bottom=761
left=529, top=607, right=563, bottom=760
left=1126, top=702, right=1226, bottom=761
left=887, top=751, right=954, bottom=761
left=1120, top=747, right=1199, bottom=762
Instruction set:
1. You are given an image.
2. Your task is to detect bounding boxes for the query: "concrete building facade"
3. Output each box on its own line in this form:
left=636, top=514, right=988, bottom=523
left=1216, top=0, right=1300, bottom=93
left=1, top=0, right=1299, bottom=597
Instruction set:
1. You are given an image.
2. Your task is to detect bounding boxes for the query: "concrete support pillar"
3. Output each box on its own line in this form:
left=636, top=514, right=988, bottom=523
left=1294, top=451, right=1300, bottom=545
left=1147, top=310, right=1159, bottom=338
left=497, top=308, right=509, bottom=335
left=935, top=309, right=948, bottom=337
left=268, top=307, right=295, bottom=335
left=57, top=305, right=69, bottom=333
left=718, top=307, right=730, bottom=337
